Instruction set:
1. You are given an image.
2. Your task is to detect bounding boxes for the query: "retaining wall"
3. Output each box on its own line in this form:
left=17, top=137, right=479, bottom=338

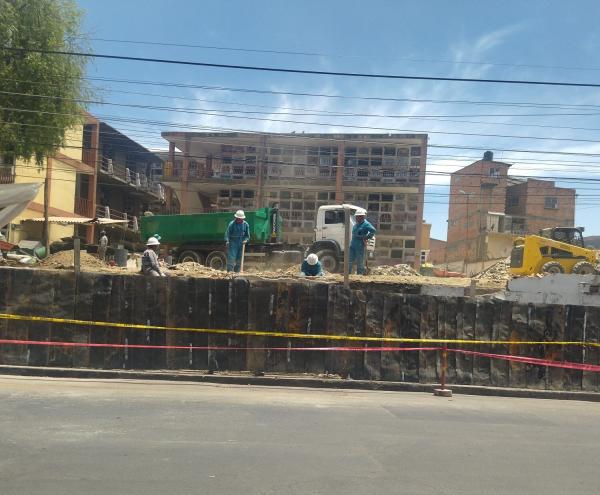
left=0, top=267, right=598, bottom=391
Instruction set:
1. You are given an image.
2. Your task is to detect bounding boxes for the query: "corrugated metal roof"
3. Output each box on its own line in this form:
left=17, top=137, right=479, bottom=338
left=22, top=217, right=128, bottom=225
left=23, top=216, right=93, bottom=224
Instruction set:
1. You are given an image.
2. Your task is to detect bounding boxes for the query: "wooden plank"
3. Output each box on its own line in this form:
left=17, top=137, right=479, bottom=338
left=490, top=300, right=511, bottom=388
left=456, top=299, right=475, bottom=385
left=419, top=296, right=438, bottom=384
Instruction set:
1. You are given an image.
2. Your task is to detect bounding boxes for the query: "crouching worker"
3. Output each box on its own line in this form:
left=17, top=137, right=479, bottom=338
left=142, top=236, right=164, bottom=276
left=300, top=253, right=324, bottom=277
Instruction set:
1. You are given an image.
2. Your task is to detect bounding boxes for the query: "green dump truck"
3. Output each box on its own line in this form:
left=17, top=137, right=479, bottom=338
left=140, top=207, right=301, bottom=269
left=140, top=204, right=374, bottom=272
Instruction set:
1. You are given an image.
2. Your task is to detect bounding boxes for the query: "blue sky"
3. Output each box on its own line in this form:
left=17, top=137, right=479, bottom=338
left=78, top=0, right=600, bottom=239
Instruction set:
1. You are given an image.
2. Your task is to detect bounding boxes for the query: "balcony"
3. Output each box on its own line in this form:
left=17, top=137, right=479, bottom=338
left=98, top=156, right=163, bottom=200
left=74, top=196, right=93, bottom=217
left=96, top=204, right=139, bottom=232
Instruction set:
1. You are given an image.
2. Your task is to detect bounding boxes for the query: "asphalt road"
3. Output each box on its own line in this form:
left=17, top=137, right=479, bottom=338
left=0, top=376, right=598, bottom=495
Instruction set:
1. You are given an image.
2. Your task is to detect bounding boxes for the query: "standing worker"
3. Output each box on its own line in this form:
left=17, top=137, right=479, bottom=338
left=300, top=253, right=324, bottom=277
left=142, top=236, right=164, bottom=277
left=348, top=208, right=376, bottom=275
left=98, top=230, right=108, bottom=261
left=225, top=210, right=250, bottom=272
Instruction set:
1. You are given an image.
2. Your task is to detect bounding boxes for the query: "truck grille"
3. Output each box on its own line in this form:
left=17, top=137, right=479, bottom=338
left=510, top=246, right=524, bottom=268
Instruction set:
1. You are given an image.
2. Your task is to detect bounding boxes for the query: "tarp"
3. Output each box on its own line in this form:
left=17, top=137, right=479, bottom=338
left=0, top=183, right=42, bottom=229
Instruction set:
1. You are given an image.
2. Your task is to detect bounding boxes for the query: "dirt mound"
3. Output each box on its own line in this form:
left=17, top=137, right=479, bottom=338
left=472, top=258, right=511, bottom=283
left=167, top=262, right=226, bottom=278
left=39, top=250, right=106, bottom=270
left=370, top=264, right=421, bottom=277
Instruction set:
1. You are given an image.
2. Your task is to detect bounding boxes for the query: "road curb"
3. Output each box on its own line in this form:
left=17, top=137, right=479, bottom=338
left=1, top=364, right=599, bottom=402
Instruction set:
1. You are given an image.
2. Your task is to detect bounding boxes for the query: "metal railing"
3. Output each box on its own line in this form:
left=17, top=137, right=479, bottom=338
left=97, top=156, right=162, bottom=199
left=0, top=170, right=15, bottom=184
left=74, top=196, right=93, bottom=217
left=96, top=204, right=139, bottom=232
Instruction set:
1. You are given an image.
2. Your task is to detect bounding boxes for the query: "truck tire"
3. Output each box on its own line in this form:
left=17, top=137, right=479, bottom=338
left=572, top=260, right=596, bottom=275
left=316, top=249, right=339, bottom=273
left=541, top=261, right=564, bottom=274
left=206, top=251, right=227, bottom=270
left=178, top=250, right=204, bottom=264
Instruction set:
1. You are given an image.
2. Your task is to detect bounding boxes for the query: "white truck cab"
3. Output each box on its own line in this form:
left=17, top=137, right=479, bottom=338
left=310, top=204, right=376, bottom=272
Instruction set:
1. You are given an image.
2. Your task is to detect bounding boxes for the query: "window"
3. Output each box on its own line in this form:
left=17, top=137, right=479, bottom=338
left=371, top=147, right=382, bottom=156
left=489, top=167, right=501, bottom=178
left=280, top=191, right=291, bottom=199
left=545, top=197, right=558, bottom=209
left=404, top=239, right=416, bottom=248
left=231, top=190, right=242, bottom=198
left=324, top=210, right=345, bottom=224
left=243, top=190, right=254, bottom=198
left=391, top=249, right=404, bottom=259
left=381, top=194, right=393, bottom=202
left=384, top=147, right=396, bottom=156
left=410, top=146, right=421, bottom=157
left=318, top=192, right=328, bottom=200
left=507, top=195, right=519, bottom=207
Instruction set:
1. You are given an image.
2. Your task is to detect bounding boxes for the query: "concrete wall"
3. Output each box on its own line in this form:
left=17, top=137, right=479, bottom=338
left=0, top=267, right=598, bottom=391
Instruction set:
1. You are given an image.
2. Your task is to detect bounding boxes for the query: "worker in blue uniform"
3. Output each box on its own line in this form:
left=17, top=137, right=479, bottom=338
left=225, top=210, right=250, bottom=272
left=300, top=253, right=324, bottom=277
left=348, top=208, right=376, bottom=275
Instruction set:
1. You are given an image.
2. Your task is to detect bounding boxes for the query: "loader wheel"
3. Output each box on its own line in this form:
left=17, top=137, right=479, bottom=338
left=315, top=249, right=339, bottom=273
left=178, top=250, right=204, bottom=264
left=572, top=261, right=596, bottom=275
left=541, top=261, right=564, bottom=274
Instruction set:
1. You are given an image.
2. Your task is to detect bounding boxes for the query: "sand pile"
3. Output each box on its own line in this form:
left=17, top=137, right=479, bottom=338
left=370, top=264, right=421, bottom=277
left=39, top=250, right=106, bottom=270
left=472, top=258, right=512, bottom=283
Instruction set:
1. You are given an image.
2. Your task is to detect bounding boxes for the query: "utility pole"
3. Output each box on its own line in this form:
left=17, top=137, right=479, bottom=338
left=42, top=157, right=52, bottom=258
left=343, top=205, right=350, bottom=287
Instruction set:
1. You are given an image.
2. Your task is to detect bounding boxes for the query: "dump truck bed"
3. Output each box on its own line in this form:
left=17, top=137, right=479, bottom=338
left=139, top=208, right=280, bottom=245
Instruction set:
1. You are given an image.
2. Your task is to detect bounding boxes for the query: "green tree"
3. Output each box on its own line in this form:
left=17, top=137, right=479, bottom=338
left=0, top=0, right=90, bottom=165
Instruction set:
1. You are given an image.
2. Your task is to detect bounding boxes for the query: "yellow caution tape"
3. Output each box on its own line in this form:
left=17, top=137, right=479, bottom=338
left=0, top=312, right=598, bottom=347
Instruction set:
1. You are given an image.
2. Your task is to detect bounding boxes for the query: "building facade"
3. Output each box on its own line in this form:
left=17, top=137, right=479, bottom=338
left=446, top=151, right=576, bottom=268
left=160, top=132, right=428, bottom=266
left=1, top=114, right=166, bottom=250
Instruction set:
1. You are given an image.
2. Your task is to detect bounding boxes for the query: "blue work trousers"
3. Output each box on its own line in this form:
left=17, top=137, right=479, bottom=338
left=227, top=242, right=244, bottom=272
left=348, top=242, right=366, bottom=275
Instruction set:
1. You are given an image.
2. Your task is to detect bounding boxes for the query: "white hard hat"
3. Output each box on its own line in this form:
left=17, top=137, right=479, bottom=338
left=234, top=210, right=246, bottom=219
left=307, top=253, right=319, bottom=265
left=355, top=208, right=367, bottom=216
left=146, top=236, right=160, bottom=246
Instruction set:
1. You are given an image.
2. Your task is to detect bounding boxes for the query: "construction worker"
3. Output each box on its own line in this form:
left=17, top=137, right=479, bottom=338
left=98, top=230, right=108, bottom=261
left=142, top=236, right=164, bottom=276
left=349, top=208, right=376, bottom=275
left=300, top=253, right=324, bottom=277
left=225, top=210, right=250, bottom=272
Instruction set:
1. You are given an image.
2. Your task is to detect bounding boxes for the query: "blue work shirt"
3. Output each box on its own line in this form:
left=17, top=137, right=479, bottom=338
left=301, top=260, right=324, bottom=276
left=225, top=220, right=250, bottom=244
left=351, top=219, right=376, bottom=247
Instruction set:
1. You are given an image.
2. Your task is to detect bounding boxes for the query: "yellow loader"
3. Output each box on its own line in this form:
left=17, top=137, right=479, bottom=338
left=509, top=227, right=598, bottom=276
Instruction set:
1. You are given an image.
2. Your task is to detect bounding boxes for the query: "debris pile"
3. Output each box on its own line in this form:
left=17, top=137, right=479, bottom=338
left=472, top=258, right=512, bottom=283
left=168, top=262, right=225, bottom=278
left=39, top=250, right=106, bottom=270
left=370, top=264, right=421, bottom=277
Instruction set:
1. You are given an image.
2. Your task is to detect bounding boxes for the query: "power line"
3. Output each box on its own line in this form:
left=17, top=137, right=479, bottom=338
left=82, top=36, right=600, bottom=73
left=4, top=46, right=600, bottom=88
left=6, top=74, right=600, bottom=111
left=8, top=119, right=600, bottom=178
left=4, top=102, right=600, bottom=146
left=6, top=89, right=600, bottom=119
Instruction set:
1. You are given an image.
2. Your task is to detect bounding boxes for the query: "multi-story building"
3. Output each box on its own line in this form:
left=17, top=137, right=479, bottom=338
left=3, top=123, right=95, bottom=245
left=446, top=151, right=576, bottom=269
left=80, top=115, right=166, bottom=244
left=160, top=132, right=428, bottom=266
left=2, top=114, right=166, bottom=249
